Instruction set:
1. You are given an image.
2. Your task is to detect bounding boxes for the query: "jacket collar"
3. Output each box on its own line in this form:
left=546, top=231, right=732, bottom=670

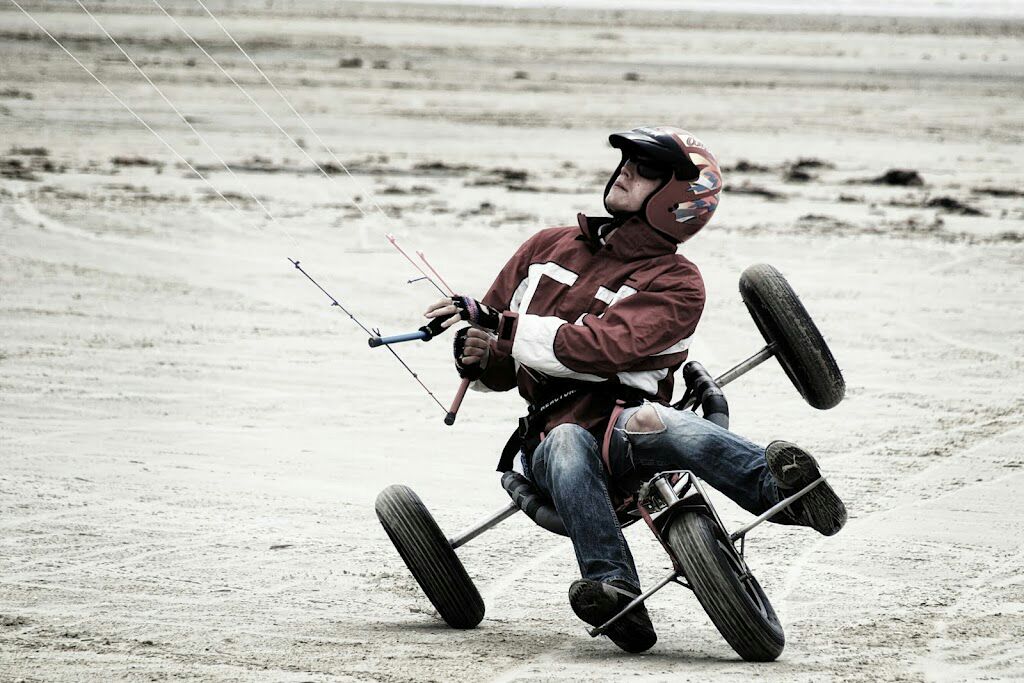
left=576, top=213, right=678, bottom=261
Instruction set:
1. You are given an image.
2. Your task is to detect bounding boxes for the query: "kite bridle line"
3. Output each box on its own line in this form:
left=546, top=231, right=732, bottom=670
left=150, top=0, right=396, bottom=231
left=71, top=0, right=285, bottom=237
left=9, top=0, right=466, bottom=417
left=382, top=235, right=475, bottom=424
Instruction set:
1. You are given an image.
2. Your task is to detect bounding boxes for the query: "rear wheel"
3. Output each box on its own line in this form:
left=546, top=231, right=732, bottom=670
left=739, top=263, right=845, bottom=410
left=375, top=484, right=485, bottom=629
left=666, top=512, right=785, bottom=661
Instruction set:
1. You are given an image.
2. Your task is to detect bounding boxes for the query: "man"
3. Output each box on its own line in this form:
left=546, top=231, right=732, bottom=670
left=425, top=126, right=846, bottom=653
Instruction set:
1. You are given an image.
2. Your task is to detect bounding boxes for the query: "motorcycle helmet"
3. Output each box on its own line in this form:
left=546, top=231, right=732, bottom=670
left=604, top=126, right=723, bottom=243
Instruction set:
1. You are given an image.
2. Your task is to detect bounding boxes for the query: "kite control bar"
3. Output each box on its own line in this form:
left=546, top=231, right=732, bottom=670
left=368, top=316, right=447, bottom=348
left=374, top=235, right=474, bottom=425
left=367, top=315, right=470, bottom=425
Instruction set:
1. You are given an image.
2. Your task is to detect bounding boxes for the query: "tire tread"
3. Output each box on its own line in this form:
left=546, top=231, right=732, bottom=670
left=739, top=263, right=845, bottom=410
left=667, top=512, right=785, bottom=661
left=375, top=484, right=485, bottom=629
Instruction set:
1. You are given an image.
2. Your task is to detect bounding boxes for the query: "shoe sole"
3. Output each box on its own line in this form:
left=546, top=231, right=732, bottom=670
left=568, top=580, right=657, bottom=654
left=766, top=441, right=847, bottom=536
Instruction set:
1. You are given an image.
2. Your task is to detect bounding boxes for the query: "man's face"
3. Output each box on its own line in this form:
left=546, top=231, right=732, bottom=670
left=605, top=158, right=665, bottom=213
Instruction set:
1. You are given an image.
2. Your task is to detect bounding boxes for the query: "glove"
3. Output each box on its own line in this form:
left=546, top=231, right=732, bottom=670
left=418, top=315, right=448, bottom=340
left=453, top=327, right=485, bottom=380
left=452, top=295, right=501, bottom=332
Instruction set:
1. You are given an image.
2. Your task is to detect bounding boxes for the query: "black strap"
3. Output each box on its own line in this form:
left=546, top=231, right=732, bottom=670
left=496, top=388, right=581, bottom=472
left=495, top=381, right=648, bottom=472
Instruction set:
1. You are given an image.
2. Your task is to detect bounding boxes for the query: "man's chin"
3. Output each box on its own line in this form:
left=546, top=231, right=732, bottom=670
left=605, top=197, right=627, bottom=213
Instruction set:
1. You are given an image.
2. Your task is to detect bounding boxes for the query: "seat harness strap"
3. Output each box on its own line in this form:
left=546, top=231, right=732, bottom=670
left=601, top=399, right=627, bottom=475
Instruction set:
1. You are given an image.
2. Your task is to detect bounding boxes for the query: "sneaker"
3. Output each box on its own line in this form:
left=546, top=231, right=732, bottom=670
left=765, top=440, right=847, bottom=536
left=568, top=578, right=657, bottom=653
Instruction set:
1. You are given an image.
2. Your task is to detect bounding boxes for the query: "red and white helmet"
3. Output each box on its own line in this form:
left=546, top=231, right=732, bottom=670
left=604, top=126, right=723, bottom=243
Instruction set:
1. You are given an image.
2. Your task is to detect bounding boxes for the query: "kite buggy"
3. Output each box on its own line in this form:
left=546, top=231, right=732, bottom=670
left=10, top=0, right=849, bottom=663
left=374, top=262, right=845, bottom=661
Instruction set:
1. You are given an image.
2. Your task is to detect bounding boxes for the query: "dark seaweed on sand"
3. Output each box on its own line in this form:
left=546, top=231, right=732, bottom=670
left=869, top=169, right=924, bottom=186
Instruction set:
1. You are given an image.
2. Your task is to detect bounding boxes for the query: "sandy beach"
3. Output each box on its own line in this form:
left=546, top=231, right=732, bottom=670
left=2, top=1, right=1023, bottom=680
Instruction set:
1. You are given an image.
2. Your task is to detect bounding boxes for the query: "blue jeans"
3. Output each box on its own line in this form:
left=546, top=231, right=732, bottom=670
left=527, top=402, right=783, bottom=590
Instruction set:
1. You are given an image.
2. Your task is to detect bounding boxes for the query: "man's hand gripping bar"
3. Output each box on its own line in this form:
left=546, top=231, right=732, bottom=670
left=372, top=237, right=474, bottom=425
left=366, top=314, right=470, bottom=425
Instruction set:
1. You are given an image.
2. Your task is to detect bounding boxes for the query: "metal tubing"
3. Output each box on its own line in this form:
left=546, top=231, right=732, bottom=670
left=671, top=471, right=692, bottom=496
left=653, top=476, right=680, bottom=507
left=729, top=475, right=824, bottom=542
left=368, top=330, right=429, bottom=347
left=448, top=501, right=519, bottom=549
left=678, top=343, right=779, bottom=409
left=713, top=342, right=777, bottom=389
left=589, top=570, right=679, bottom=637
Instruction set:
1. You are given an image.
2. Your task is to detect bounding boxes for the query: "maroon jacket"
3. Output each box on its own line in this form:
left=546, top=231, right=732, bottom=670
left=475, top=213, right=705, bottom=440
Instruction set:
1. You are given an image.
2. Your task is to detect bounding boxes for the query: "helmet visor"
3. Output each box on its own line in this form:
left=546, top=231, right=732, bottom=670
left=610, top=129, right=700, bottom=181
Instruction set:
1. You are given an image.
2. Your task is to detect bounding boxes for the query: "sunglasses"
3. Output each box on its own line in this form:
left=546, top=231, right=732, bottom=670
left=626, top=155, right=672, bottom=180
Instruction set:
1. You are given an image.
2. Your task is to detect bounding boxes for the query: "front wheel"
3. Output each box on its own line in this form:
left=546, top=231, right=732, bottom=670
left=375, top=485, right=485, bottom=629
left=666, top=512, right=785, bottom=661
left=739, top=263, right=845, bottom=410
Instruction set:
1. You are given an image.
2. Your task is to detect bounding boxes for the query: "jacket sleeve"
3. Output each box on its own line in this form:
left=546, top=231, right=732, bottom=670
left=493, top=263, right=704, bottom=379
left=469, top=232, right=542, bottom=392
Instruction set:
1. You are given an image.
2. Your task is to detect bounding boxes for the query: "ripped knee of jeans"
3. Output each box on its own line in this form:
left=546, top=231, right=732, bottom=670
left=624, top=403, right=666, bottom=435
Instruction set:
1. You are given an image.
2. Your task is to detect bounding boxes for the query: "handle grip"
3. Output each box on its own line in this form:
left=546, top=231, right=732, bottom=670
left=444, top=378, right=471, bottom=426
